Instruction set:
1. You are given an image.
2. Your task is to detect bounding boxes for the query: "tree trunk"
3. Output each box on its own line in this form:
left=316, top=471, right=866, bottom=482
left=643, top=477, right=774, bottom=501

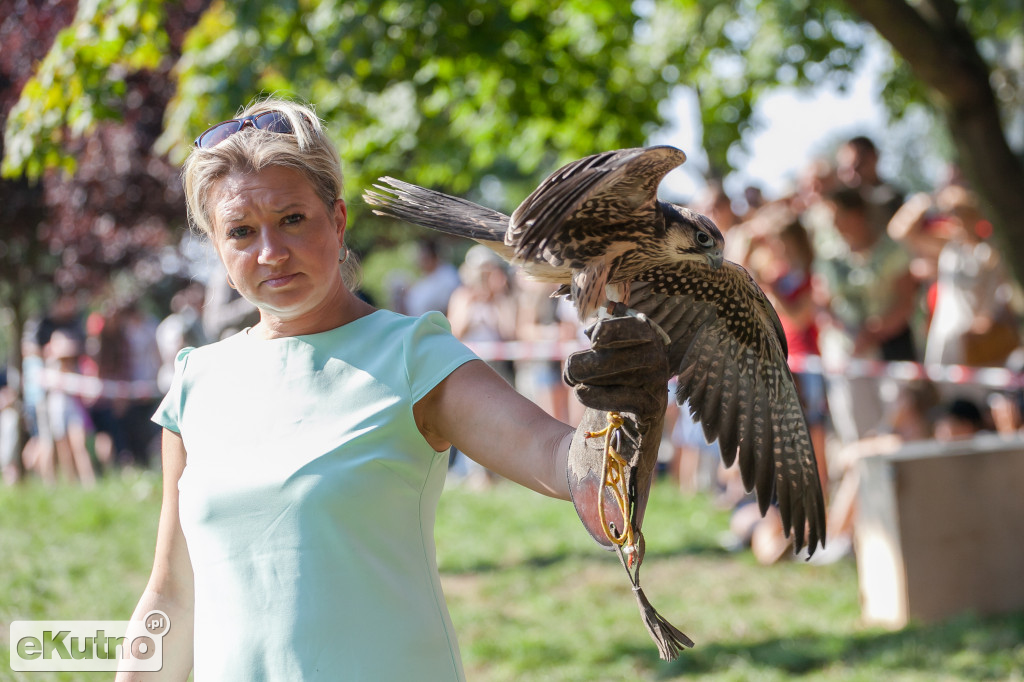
left=843, top=0, right=1024, bottom=286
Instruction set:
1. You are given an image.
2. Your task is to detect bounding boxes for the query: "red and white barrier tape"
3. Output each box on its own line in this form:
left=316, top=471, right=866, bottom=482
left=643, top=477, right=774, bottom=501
left=465, top=341, right=1022, bottom=390
left=787, top=355, right=1024, bottom=390
left=463, top=340, right=588, bottom=362
left=36, top=345, right=1023, bottom=399
left=41, top=368, right=161, bottom=401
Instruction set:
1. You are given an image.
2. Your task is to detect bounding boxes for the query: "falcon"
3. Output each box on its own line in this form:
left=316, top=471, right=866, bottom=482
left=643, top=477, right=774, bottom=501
left=366, top=146, right=722, bottom=321
left=363, top=145, right=826, bottom=657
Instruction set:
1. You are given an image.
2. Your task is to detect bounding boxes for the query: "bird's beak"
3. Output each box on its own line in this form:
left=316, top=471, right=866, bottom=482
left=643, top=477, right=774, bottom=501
left=708, top=250, right=724, bottom=270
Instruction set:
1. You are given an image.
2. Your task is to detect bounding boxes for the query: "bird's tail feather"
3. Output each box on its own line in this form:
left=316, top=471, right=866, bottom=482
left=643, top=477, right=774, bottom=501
left=362, top=177, right=509, bottom=243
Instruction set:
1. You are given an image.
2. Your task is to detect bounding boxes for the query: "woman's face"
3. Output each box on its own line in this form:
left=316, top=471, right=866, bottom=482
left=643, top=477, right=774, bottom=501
left=208, top=165, right=347, bottom=327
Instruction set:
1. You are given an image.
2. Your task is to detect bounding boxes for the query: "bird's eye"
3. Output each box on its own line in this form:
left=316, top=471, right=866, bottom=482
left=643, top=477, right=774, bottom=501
left=696, top=232, right=714, bottom=247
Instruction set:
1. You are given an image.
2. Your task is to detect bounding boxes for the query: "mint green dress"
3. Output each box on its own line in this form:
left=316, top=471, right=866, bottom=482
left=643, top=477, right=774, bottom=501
left=153, top=310, right=478, bottom=681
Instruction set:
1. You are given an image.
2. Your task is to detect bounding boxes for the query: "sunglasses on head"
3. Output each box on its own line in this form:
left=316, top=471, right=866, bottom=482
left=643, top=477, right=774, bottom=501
left=193, top=111, right=294, bottom=148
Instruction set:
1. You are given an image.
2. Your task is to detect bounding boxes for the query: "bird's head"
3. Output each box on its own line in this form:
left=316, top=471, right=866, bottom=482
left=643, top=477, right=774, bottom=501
left=661, top=203, right=725, bottom=269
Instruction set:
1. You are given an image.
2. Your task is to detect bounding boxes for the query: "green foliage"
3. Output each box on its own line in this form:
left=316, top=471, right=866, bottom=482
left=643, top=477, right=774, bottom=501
left=1, top=0, right=169, bottom=179
left=648, top=0, right=866, bottom=176
left=4, top=0, right=1023, bottom=254
left=154, top=0, right=679, bottom=247
left=2, top=1, right=867, bottom=215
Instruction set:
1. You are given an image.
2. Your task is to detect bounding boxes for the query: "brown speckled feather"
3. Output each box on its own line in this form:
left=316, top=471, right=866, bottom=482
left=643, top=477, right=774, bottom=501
left=628, top=261, right=825, bottom=553
left=363, top=146, right=711, bottom=321
left=508, top=146, right=688, bottom=265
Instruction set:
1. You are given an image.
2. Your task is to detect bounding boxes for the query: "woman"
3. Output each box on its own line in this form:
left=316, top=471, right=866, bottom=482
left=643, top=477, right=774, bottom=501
left=118, top=97, right=667, bottom=681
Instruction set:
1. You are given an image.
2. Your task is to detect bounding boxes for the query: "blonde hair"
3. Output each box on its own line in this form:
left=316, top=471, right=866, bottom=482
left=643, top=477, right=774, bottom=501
left=182, top=96, right=360, bottom=289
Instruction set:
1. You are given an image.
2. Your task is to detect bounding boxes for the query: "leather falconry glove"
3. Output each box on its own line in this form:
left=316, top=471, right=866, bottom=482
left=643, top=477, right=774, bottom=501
left=564, top=304, right=694, bottom=659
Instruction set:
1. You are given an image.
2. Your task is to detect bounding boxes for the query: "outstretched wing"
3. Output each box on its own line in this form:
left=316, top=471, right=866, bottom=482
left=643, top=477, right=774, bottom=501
left=508, top=146, right=688, bottom=265
left=628, top=260, right=825, bottom=555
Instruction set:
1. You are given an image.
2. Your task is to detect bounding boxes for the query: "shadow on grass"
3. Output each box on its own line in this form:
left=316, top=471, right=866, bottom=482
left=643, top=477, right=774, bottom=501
left=632, top=611, right=1024, bottom=679
left=441, top=539, right=731, bottom=575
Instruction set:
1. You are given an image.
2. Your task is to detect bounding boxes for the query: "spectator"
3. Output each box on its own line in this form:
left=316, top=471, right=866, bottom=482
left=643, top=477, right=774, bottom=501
left=447, top=245, right=518, bottom=385
left=745, top=204, right=828, bottom=490
left=989, top=351, right=1024, bottom=436
left=27, top=292, right=87, bottom=480
left=42, top=330, right=95, bottom=486
left=202, top=259, right=259, bottom=341
left=932, top=397, right=988, bottom=441
left=85, top=303, right=133, bottom=469
left=120, top=300, right=163, bottom=467
left=446, top=245, right=518, bottom=486
left=404, top=239, right=461, bottom=317
left=742, top=184, right=766, bottom=220
left=789, top=157, right=843, bottom=259
left=33, top=292, right=85, bottom=351
left=513, top=274, right=573, bottom=423
left=17, top=335, right=49, bottom=482
left=814, top=186, right=919, bottom=444
left=384, top=269, right=412, bottom=314
left=835, top=135, right=904, bottom=233
left=157, top=282, right=209, bottom=392
left=919, top=186, right=1020, bottom=369
left=988, top=389, right=1023, bottom=437
left=886, top=191, right=950, bottom=284
left=0, top=370, right=18, bottom=485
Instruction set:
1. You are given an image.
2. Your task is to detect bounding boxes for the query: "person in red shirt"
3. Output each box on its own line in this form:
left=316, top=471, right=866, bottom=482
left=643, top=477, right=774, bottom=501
left=741, top=205, right=830, bottom=563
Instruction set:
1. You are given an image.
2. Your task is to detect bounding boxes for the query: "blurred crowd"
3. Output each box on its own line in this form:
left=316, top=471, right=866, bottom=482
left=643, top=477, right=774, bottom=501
left=0, top=270, right=254, bottom=487
left=3, top=135, right=1023, bottom=568
left=672, top=136, right=1024, bottom=564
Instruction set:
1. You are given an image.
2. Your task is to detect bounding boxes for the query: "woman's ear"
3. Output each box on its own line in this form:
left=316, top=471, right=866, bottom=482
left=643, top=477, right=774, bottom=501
left=334, top=199, right=348, bottom=247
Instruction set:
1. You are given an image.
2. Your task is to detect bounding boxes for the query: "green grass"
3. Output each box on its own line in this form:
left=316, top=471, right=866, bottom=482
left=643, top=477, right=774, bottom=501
left=1, top=472, right=1022, bottom=681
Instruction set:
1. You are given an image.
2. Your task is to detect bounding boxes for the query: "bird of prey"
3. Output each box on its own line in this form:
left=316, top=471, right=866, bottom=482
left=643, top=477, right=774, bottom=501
left=366, top=147, right=722, bottom=322
left=363, top=145, right=826, bottom=659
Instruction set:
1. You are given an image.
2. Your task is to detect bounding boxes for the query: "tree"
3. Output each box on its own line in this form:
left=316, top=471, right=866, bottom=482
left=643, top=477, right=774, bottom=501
left=4, top=0, right=1023, bottom=279
left=4, top=1, right=861, bottom=252
left=841, top=0, right=1024, bottom=284
left=0, top=0, right=209, bottom=365
left=0, top=0, right=77, bottom=367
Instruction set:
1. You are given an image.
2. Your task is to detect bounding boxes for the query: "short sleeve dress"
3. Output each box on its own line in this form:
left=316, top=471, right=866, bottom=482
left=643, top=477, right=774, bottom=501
left=153, top=310, right=478, bottom=681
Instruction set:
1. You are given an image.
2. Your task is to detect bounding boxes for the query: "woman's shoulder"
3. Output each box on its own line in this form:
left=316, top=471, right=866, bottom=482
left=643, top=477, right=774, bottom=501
left=364, top=309, right=456, bottom=337
left=170, top=330, right=251, bottom=369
